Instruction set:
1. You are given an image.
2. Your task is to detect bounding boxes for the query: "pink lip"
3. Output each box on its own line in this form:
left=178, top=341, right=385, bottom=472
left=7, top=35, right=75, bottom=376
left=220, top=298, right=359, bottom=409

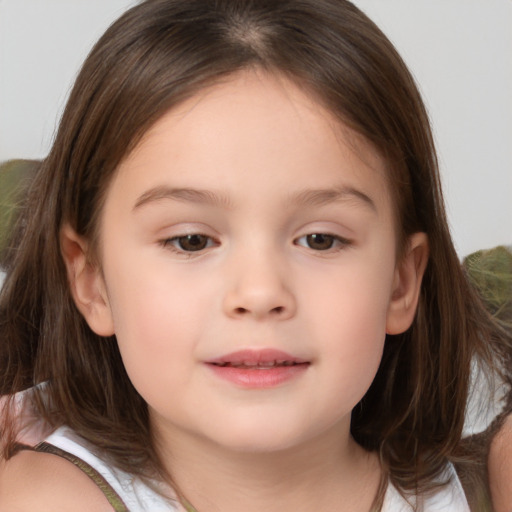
left=205, top=349, right=310, bottom=388
left=207, top=349, right=308, bottom=366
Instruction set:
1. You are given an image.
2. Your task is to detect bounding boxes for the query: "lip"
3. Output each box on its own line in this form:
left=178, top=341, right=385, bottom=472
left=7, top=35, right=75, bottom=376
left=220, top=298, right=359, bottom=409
left=205, top=349, right=310, bottom=388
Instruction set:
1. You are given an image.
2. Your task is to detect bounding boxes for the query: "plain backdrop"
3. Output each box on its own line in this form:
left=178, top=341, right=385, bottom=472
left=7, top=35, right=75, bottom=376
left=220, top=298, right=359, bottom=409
left=0, top=0, right=511, bottom=257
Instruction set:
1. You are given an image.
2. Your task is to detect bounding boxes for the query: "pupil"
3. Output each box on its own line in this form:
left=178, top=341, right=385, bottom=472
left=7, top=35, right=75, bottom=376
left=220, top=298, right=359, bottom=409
left=307, top=234, right=334, bottom=250
left=180, top=235, right=207, bottom=251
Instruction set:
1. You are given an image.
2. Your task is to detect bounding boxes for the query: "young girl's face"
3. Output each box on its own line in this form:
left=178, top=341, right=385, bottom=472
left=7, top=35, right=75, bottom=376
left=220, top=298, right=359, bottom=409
left=74, top=70, right=422, bottom=455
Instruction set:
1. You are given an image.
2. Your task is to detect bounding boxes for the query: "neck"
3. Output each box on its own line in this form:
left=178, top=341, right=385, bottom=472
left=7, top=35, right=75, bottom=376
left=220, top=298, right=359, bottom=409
left=156, top=425, right=382, bottom=512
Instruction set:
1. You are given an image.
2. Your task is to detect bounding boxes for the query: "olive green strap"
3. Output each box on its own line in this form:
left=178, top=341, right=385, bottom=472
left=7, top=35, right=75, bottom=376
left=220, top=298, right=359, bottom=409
left=34, top=441, right=129, bottom=512
left=181, top=499, right=198, bottom=512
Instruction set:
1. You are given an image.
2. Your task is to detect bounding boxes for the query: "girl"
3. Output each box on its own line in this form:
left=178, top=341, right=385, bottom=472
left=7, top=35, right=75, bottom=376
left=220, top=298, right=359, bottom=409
left=0, top=0, right=509, bottom=510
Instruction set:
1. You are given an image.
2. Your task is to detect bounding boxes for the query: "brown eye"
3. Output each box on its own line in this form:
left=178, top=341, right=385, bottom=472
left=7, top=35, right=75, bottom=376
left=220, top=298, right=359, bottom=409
left=295, top=233, right=350, bottom=252
left=305, top=233, right=335, bottom=250
left=175, top=234, right=210, bottom=251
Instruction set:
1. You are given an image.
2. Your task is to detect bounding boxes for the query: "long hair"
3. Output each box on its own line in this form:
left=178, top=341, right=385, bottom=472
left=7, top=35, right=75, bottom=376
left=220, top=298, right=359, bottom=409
left=1, top=0, right=510, bottom=505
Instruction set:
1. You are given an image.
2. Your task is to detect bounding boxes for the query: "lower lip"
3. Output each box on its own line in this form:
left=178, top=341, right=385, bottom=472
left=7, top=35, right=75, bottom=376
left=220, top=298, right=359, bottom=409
left=206, top=364, right=309, bottom=388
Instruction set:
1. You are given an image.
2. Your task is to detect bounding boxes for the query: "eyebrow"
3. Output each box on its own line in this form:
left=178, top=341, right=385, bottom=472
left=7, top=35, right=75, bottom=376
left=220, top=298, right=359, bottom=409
left=133, top=186, right=233, bottom=210
left=288, top=186, right=377, bottom=213
left=133, top=184, right=376, bottom=213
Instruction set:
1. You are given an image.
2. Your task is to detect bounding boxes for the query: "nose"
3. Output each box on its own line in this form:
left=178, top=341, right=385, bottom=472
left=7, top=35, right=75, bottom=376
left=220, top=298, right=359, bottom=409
left=222, top=250, right=297, bottom=321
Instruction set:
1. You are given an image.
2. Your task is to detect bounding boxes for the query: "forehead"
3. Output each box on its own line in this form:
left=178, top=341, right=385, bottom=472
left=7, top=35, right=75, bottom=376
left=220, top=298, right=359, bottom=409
left=109, top=70, right=391, bottom=214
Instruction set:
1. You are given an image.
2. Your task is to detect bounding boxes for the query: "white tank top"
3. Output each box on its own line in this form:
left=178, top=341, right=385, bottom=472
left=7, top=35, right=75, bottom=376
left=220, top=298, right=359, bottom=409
left=40, top=426, right=180, bottom=511
left=39, top=426, right=469, bottom=512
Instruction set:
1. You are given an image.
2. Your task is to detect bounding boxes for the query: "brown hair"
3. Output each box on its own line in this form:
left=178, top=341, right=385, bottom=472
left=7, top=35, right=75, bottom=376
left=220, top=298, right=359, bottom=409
left=1, top=0, right=510, bottom=507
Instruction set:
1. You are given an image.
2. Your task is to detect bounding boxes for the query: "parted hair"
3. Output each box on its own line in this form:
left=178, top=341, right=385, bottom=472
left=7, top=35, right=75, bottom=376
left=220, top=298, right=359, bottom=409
left=1, top=0, right=510, bottom=507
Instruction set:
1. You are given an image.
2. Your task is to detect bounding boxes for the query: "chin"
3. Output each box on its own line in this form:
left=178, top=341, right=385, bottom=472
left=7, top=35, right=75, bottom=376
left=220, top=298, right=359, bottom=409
left=205, top=423, right=315, bottom=455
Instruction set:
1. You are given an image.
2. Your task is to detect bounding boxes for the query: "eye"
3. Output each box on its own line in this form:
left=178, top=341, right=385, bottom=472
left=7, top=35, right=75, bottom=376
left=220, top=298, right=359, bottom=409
left=295, top=233, right=350, bottom=251
left=163, top=234, right=215, bottom=252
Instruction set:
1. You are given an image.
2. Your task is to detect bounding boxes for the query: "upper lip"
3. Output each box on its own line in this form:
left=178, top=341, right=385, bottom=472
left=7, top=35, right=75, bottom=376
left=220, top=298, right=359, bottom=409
left=206, top=349, right=309, bottom=367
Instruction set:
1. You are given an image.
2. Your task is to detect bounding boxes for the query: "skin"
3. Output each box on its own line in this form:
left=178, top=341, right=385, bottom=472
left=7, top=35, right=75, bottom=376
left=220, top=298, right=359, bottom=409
left=0, top=451, right=113, bottom=511
left=489, top=413, right=512, bottom=512
left=0, top=70, right=428, bottom=511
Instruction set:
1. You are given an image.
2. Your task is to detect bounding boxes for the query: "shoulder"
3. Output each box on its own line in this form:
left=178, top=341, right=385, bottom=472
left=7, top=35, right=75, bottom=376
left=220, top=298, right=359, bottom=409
left=489, top=414, right=512, bottom=512
left=0, top=449, right=113, bottom=512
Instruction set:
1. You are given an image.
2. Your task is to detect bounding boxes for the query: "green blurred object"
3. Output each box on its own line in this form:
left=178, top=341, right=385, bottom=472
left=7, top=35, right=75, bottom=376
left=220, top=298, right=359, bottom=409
left=463, top=245, right=512, bottom=329
left=0, top=159, right=40, bottom=261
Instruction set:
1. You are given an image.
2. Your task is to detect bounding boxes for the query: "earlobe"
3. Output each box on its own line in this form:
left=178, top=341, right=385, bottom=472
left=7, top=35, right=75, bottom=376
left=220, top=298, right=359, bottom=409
left=386, top=232, right=429, bottom=335
left=60, top=224, right=115, bottom=337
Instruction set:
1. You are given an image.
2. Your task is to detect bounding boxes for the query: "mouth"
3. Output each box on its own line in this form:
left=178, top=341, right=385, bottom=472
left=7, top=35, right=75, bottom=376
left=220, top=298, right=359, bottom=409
left=210, top=360, right=304, bottom=369
left=205, top=349, right=310, bottom=388
left=206, top=348, right=309, bottom=367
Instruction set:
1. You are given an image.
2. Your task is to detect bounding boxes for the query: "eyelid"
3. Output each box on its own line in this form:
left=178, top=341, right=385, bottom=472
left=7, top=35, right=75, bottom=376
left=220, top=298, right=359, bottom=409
left=294, top=232, right=353, bottom=252
left=159, top=231, right=220, bottom=255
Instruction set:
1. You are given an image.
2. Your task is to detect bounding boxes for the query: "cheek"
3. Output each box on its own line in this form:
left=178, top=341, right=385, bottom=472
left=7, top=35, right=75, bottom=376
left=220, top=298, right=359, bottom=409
left=101, top=258, right=214, bottom=392
left=302, top=254, right=394, bottom=399
left=322, top=291, right=387, bottom=384
left=105, top=246, right=213, bottom=338
left=305, top=253, right=394, bottom=338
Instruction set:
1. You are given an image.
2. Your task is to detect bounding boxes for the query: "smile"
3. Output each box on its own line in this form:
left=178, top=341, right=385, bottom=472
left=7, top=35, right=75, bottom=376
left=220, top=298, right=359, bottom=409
left=206, top=349, right=310, bottom=388
left=212, top=360, right=301, bottom=369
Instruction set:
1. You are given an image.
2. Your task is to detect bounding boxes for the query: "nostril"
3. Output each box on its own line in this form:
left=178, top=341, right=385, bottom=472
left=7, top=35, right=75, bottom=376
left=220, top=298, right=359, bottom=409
left=233, top=305, right=285, bottom=315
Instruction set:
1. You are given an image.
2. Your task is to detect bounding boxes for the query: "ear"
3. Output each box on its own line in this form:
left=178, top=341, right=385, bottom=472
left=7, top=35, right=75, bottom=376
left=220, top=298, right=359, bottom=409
left=60, top=224, right=115, bottom=336
left=386, top=232, right=429, bottom=335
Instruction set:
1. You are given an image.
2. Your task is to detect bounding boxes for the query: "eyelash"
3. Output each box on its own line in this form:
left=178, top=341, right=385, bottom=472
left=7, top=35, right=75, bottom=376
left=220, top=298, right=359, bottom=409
left=294, top=233, right=352, bottom=252
left=160, top=232, right=352, bottom=254
left=160, top=234, right=218, bottom=254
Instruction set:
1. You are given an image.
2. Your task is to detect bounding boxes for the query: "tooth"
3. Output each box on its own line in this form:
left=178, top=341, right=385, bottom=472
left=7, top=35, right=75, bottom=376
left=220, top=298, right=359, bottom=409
left=243, top=361, right=258, bottom=367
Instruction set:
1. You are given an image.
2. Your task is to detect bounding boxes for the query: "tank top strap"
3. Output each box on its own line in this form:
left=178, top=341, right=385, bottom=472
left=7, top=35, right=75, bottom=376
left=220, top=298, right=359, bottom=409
left=33, top=441, right=129, bottom=512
